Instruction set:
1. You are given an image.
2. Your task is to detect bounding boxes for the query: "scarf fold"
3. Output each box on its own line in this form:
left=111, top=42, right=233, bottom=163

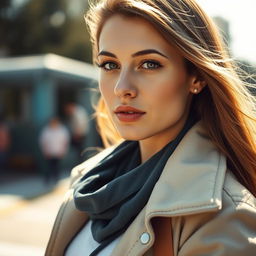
left=73, top=115, right=196, bottom=255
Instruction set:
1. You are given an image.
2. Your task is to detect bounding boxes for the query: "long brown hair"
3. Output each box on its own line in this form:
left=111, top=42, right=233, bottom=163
left=85, top=0, right=256, bottom=196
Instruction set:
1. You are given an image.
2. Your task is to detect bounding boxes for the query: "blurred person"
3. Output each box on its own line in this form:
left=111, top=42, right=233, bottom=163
left=65, top=102, right=89, bottom=160
left=0, top=117, right=11, bottom=171
left=39, top=117, right=70, bottom=184
left=46, top=1, right=256, bottom=255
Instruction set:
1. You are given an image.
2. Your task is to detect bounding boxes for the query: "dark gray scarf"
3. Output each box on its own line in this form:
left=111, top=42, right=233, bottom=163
left=73, top=115, right=196, bottom=255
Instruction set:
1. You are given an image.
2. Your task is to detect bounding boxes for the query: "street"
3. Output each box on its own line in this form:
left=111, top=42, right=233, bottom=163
left=0, top=175, right=69, bottom=256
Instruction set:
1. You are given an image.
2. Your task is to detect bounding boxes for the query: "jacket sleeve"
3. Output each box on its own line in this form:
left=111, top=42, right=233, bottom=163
left=177, top=190, right=256, bottom=256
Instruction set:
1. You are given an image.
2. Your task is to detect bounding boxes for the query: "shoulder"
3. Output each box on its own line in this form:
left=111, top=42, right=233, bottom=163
left=176, top=171, right=256, bottom=256
left=69, top=145, right=117, bottom=187
left=223, top=170, right=256, bottom=209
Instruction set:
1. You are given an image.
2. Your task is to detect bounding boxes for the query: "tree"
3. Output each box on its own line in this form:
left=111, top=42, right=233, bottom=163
left=0, top=0, right=14, bottom=55
left=1, top=0, right=92, bottom=62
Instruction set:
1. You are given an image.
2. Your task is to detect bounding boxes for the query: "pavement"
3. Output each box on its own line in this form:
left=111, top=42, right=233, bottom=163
left=0, top=170, right=70, bottom=256
left=0, top=170, right=69, bottom=210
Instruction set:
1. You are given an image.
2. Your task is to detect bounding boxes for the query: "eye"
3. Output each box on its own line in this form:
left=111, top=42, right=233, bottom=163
left=97, top=61, right=119, bottom=71
left=140, top=60, right=162, bottom=69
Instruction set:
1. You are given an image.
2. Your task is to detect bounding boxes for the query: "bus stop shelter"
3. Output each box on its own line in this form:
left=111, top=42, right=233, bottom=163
left=0, top=54, right=100, bottom=173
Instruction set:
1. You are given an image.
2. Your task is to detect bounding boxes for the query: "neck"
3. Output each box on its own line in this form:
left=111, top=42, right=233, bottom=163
left=139, top=115, right=188, bottom=163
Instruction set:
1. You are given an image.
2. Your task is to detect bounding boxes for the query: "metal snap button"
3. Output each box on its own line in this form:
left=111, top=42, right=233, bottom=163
left=140, top=232, right=150, bottom=244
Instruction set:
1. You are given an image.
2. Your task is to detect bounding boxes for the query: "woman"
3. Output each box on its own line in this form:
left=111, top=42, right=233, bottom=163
left=45, top=0, right=256, bottom=255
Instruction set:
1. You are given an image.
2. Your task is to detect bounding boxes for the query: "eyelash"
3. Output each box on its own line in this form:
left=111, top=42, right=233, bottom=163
left=140, top=60, right=163, bottom=69
left=97, top=61, right=119, bottom=71
left=97, top=60, right=163, bottom=71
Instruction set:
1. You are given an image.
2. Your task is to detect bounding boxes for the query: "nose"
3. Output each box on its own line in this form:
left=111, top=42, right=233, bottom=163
left=114, top=69, right=137, bottom=99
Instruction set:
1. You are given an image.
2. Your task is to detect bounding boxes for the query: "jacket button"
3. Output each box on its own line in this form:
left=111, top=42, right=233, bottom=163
left=140, top=232, right=150, bottom=244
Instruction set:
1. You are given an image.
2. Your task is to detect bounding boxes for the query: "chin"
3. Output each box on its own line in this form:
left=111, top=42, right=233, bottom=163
left=114, top=124, right=157, bottom=141
left=117, top=129, right=152, bottom=141
left=116, top=130, right=143, bottom=141
left=119, top=134, right=142, bottom=141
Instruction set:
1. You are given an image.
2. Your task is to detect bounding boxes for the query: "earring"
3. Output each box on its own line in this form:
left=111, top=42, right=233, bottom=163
left=193, top=88, right=198, bottom=94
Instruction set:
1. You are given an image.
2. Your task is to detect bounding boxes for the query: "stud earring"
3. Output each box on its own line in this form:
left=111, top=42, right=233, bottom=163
left=193, top=88, right=198, bottom=94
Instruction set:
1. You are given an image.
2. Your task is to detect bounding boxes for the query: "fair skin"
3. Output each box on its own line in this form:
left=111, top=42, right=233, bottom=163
left=98, top=14, right=204, bottom=163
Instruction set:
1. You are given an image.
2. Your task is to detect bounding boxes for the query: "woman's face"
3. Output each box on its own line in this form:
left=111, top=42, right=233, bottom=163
left=98, top=14, right=196, bottom=145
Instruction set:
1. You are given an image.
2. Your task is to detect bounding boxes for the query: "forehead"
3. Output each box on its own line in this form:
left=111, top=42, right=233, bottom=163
left=98, top=14, right=176, bottom=55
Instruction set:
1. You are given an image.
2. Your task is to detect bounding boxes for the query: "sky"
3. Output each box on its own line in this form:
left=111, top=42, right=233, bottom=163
left=197, top=0, right=256, bottom=64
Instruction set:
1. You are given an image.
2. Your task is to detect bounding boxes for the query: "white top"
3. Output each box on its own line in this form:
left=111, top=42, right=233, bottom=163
left=39, top=125, right=70, bottom=157
left=65, top=220, right=122, bottom=256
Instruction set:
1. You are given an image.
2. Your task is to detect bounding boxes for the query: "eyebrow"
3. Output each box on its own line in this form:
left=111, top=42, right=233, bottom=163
left=132, top=49, right=168, bottom=59
left=98, top=51, right=116, bottom=58
left=98, top=49, right=168, bottom=59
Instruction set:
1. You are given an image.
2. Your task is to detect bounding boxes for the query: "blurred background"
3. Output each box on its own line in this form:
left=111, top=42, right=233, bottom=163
left=0, top=0, right=255, bottom=255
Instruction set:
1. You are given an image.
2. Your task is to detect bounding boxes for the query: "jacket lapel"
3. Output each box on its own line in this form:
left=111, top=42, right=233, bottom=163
left=112, top=122, right=227, bottom=256
left=46, top=122, right=227, bottom=256
left=45, top=146, right=117, bottom=256
left=45, top=189, right=88, bottom=256
left=145, top=122, right=226, bottom=219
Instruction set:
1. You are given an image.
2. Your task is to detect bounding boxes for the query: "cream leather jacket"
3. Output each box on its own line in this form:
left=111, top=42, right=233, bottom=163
left=45, top=122, right=256, bottom=256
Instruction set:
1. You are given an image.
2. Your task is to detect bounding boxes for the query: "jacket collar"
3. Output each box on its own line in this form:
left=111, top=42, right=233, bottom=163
left=73, top=121, right=226, bottom=223
left=145, top=121, right=226, bottom=221
left=46, top=121, right=227, bottom=256
left=111, top=122, right=227, bottom=256
left=73, top=121, right=227, bottom=219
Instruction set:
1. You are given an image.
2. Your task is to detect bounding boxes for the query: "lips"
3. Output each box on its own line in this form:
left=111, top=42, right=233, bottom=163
left=114, top=106, right=146, bottom=122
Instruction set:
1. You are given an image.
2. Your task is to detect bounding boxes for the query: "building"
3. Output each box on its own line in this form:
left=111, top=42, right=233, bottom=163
left=0, top=54, right=99, bottom=172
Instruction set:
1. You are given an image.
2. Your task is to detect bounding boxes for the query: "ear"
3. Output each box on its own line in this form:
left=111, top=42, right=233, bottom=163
left=189, top=73, right=207, bottom=94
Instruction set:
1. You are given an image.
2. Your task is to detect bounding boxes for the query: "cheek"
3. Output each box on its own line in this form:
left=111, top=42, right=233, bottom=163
left=99, top=77, right=114, bottom=106
left=99, top=81, right=106, bottom=99
left=99, top=82, right=114, bottom=118
left=150, top=78, right=190, bottom=115
left=160, top=71, right=188, bottom=96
